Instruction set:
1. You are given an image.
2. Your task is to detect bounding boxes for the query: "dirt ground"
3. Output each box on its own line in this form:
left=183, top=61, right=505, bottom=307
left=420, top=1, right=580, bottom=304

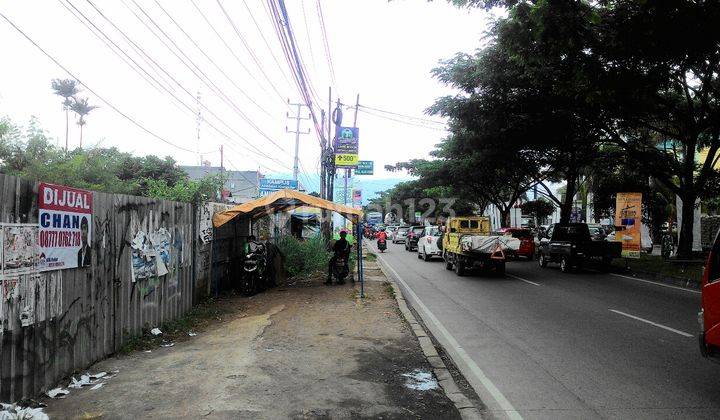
left=43, top=276, right=459, bottom=419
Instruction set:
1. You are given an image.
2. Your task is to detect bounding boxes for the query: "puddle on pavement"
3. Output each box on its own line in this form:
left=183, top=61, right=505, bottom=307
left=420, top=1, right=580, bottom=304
left=401, top=370, right=438, bottom=391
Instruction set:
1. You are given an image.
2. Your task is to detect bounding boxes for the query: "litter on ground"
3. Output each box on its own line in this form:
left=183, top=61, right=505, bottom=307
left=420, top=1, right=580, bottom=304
left=401, top=370, right=439, bottom=391
left=188, top=332, right=197, bottom=337
left=90, top=383, right=104, bottom=391
left=0, top=403, right=50, bottom=420
left=160, top=342, right=175, bottom=348
left=150, top=328, right=162, bottom=336
left=46, top=388, right=70, bottom=399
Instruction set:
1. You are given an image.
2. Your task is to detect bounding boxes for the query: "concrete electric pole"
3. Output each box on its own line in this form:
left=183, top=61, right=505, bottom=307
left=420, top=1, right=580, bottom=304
left=286, top=100, right=311, bottom=182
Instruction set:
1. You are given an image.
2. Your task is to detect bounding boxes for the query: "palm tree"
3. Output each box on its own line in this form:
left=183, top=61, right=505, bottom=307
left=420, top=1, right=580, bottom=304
left=70, top=97, right=98, bottom=148
left=50, top=79, right=79, bottom=150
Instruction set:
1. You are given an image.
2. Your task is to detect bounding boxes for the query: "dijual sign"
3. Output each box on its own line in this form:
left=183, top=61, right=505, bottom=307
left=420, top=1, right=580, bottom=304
left=38, top=183, right=93, bottom=271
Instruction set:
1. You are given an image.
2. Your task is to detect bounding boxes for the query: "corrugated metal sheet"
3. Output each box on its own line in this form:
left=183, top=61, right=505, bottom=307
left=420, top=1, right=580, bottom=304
left=0, top=173, right=196, bottom=401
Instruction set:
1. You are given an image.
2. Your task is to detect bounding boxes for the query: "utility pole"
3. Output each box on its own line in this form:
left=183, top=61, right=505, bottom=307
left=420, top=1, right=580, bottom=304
left=220, top=144, right=224, bottom=170
left=345, top=94, right=360, bottom=210
left=286, top=100, right=311, bottom=182
left=196, top=91, right=202, bottom=166
left=320, top=109, right=326, bottom=200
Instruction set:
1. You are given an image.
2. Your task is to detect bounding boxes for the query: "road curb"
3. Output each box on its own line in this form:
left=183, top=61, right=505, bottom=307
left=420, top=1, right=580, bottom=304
left=372, top=253, right=483, bottom=420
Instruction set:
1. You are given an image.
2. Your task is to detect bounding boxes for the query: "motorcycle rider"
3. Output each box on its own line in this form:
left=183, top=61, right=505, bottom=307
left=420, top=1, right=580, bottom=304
left=376, top=227, right=388, bottom=242
left=326, top=230, right=351, bottom=285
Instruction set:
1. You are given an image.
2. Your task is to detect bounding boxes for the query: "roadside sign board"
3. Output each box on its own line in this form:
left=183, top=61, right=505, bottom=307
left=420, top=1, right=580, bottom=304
left=355, top=160, right=374, bottom=175
left=334, top=127, right=359, bottom=168
left=614, top=192, right=642, bottom=258
left=259, top=178, right=298, bottom=195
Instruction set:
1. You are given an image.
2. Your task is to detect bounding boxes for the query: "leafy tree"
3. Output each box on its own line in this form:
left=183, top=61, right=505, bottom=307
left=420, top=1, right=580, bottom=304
left=521, top=200, right=555, bottom=225
left=51, top=78, right=79, bottom=150
left=590, top=1, right=720, bottom=258
left=144, top=174, right=226, bottom=204
left=69, top=97, right=98, bottom=148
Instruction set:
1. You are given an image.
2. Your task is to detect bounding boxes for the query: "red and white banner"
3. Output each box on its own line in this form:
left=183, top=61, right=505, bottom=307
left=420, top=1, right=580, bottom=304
left=38, top=183, right=93, bottom=271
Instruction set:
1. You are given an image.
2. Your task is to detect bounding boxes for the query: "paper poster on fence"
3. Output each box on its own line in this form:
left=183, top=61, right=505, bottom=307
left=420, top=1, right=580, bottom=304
left=130, top=228, right=172, bottom=282
left=615, top=192, right=642, bottom=258
left=2, top=224, right=39, bottom=276
left=38, top=183, right=93, bottom=271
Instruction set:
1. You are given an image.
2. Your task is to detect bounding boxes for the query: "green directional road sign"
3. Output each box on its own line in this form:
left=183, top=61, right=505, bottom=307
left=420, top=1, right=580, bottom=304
left=355, top=160, right=374, bottom=175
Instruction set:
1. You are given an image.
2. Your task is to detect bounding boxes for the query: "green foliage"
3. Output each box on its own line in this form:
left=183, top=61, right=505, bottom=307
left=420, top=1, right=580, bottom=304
left=521, top=200, right=555, bottom=223
left=276, top=235, right=331, bottom=278
left=0, top=116, right=214, bottom=203
left=144, top=174, right=225, bottom=204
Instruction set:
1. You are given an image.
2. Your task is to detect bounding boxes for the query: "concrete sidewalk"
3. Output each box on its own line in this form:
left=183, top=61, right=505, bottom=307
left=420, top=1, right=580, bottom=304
left=43, top=274, right=460, bottom=419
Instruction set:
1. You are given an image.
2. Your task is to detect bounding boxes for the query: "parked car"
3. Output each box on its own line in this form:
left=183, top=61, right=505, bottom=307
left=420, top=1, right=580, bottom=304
left=393, top=226, right=409, bottom=244
left=497, top=228, right=535, bottom=260
left=700, top=229, right=720, bottom=360
left=405, top=225, right=426, bottom=251
left=417, top=226, right=442, bottom=261
left=587, top=224, right=607, bottom=241
left=537, top=223, right=622, bottom=272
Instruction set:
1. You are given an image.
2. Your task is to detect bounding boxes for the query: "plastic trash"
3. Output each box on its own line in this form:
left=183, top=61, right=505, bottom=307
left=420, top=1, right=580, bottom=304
left=150, top=328, right=162, bottom=336
left=0, top=403, right=50, bottom=420
left=46, top=388, right=70, bottom=399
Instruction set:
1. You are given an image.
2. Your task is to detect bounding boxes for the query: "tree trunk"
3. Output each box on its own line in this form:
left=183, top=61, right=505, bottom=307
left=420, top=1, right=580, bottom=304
left=559, top=176, right=576, bottom=224
left=677, top=191, right=697, bottom=259
left=499, top=207, right=510, bottom=228
left=79, top=125, right=83, bottom=149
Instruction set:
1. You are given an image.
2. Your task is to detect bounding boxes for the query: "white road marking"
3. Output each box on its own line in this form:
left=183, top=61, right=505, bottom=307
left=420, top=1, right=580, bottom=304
left=506, top=274, right=540, bottom=286
left=375, top=253, right=523, bottom=420
left=609, top=273, right=700, bottom=294
left=609, top=309, right=693, bottom=338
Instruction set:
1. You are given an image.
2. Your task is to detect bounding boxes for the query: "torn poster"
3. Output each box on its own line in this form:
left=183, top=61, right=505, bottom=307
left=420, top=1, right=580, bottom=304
left=2, top=224, right=39, bottom=276
left=130, top=228, right=172, bottom=281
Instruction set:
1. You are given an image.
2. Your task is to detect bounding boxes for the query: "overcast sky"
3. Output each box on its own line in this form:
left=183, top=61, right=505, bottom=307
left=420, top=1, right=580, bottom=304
left=0, top=0, right=490, bottom=192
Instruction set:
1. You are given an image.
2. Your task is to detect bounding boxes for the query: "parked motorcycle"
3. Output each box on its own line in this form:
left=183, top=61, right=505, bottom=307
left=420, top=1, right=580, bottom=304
left=377, top=238, right=387, bottom=253
left=241, top=244, right=266, bottom=295
left=331, top=255, right=349, bottom=284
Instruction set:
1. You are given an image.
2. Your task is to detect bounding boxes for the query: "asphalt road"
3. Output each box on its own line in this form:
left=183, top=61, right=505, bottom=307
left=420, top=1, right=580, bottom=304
left=370, top=240, right=720, bottom=420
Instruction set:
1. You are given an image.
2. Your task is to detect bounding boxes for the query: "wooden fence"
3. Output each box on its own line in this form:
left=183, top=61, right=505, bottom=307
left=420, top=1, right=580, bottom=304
left=0, top=173, right=207, bottom=401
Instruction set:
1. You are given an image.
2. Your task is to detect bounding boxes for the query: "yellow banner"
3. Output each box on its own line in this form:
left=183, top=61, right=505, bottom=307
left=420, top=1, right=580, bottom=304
left=615, top=192, right=642, bottom=258
left=335, top=153, right=359, bottom=167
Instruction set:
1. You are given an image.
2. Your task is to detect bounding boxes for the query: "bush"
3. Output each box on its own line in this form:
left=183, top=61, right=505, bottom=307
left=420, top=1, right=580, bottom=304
left=277, top=235, right=331, bottom=278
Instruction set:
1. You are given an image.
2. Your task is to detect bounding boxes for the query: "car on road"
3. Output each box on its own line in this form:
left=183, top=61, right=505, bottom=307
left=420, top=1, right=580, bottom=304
left=700, top=229, right=720, bottom=360
left=417, top=226, right=442, bottom=261
left=385, top=225, right=399, bottom=240
left=537, top=223, right=622, bottom=272
left=497, top=228, right=535, bottom=260
left=393, top=226, right=409, bottom=244
left=405, top=225, right=426, bottom=251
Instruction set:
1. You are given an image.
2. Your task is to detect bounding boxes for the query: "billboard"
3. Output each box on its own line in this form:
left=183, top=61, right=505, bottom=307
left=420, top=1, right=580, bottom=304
left=615, top=192, right=642, bottom=258
left=38, top=183, right=93, bottom=270
left=355, top=160, right=374, bottom=175
left=334, top=127, right=359, bottom=168
left=259, top=178, right=298, bottom=195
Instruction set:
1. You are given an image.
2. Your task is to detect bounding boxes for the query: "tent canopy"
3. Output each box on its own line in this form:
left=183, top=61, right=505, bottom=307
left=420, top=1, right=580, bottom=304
left=212, top=189, right=363, bottom=227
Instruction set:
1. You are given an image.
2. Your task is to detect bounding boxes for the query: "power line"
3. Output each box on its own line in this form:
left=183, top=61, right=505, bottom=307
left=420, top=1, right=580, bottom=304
left=0, top=11, right=197, bottom=153
left=315, top=0, right=337, bottom=89
left=240, top=0, right=295, bottom=92
left=358, top=104, right=446, bottom=125
left=152, top=0, right=275, bottom=119
left=119, top=0, right=288, bottom=152
left=63, top=0, right=292, bottom=170
left=216, top=0, right=289, bottom=106
left=357, top=107, right=448, bottom=131
left=188, top=0, right=276, bottom=102
left=83, top=0, right=289, bottom=158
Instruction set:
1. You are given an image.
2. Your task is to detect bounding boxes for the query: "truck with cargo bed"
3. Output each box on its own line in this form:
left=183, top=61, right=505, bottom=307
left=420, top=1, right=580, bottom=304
left=440, top=216, right=520, bottom=276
